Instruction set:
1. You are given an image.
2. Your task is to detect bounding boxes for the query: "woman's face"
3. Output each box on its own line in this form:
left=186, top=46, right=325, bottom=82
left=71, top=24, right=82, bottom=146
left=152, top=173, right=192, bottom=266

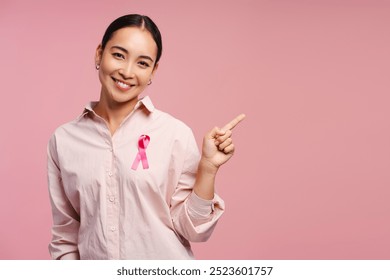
left=95, top=26, right=158, bottom=106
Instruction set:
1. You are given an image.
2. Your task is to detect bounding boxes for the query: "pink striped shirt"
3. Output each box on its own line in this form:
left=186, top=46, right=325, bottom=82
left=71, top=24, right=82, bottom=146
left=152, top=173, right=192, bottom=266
left=47, top=96, right=224, bottom=259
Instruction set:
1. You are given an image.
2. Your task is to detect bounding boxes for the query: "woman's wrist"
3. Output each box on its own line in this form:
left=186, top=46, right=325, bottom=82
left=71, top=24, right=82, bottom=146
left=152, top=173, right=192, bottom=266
left=192, top=157, right=218, bottom=200
left=198, top=157, right=219, bottom=175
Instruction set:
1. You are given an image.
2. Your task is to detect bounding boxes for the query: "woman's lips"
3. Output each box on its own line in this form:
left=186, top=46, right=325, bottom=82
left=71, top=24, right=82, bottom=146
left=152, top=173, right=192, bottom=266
left=112, top=77, right=133, bottom=91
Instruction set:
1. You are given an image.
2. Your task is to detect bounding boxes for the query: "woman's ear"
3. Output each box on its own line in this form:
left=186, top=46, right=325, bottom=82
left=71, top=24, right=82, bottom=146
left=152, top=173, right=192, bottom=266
left=95, top=44, right=103, bottom=66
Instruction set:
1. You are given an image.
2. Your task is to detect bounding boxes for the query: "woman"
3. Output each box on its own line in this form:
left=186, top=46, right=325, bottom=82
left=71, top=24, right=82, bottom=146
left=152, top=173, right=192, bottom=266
left=48, top=14, right=245, bottom=260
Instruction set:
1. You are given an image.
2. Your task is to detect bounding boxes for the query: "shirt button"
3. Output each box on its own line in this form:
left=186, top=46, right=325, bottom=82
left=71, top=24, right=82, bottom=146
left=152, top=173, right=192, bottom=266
left=109, top=196, right=115, bottom=202
left=110, top=226, right=116, bottom=231
left=108, top=171, right=113, bottom=176
left=109, top=148, right=113, bottom=152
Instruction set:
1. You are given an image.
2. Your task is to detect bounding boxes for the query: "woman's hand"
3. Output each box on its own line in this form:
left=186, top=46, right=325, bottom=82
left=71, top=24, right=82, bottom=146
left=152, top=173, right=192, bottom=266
left=193, top=114, right=245, bottom=200
left=201, top=114, right=246, bottom=173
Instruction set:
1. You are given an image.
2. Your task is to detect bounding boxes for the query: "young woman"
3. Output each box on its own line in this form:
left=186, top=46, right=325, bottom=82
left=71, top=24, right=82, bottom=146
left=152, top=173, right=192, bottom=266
left=47, top=14, right=245, bottom=260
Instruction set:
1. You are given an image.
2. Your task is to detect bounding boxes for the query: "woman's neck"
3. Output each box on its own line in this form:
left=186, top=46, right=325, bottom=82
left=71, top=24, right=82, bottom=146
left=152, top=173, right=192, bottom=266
left=93, top=96, right=138, bottom=135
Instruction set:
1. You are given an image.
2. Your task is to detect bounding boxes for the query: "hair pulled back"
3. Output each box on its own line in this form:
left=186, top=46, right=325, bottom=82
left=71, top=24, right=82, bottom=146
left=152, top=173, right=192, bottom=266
left=101, top=14, right=163, bottom=65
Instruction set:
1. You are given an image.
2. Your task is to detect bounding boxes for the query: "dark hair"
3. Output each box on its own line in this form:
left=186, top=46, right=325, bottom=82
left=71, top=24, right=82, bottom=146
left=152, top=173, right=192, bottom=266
left=101, top=14, right=163, bottom=65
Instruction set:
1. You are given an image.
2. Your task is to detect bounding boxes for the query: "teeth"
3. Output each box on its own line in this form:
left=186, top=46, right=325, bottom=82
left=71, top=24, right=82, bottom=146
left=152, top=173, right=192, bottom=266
left=115, top=79, right=130, bottom=89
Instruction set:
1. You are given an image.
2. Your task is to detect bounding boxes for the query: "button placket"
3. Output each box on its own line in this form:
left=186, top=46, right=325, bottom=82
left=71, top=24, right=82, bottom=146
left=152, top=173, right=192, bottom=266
left=106, top=137, right=120, bottom=259
left=93, top=111, right=120, bottom=259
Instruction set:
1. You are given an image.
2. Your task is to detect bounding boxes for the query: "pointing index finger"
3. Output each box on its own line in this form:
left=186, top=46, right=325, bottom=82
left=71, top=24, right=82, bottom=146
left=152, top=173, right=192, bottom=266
left=222, top=113, right=246, bottom=131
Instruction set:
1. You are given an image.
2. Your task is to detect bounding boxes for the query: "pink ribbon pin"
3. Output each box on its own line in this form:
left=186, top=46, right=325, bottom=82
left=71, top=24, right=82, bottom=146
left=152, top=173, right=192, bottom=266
left=131, top=135, right=150, bottom=170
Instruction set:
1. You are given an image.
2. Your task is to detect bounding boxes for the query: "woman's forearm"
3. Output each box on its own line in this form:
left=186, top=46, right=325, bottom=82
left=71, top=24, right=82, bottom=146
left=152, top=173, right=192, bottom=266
left=193, top=158, right=219, bottom=200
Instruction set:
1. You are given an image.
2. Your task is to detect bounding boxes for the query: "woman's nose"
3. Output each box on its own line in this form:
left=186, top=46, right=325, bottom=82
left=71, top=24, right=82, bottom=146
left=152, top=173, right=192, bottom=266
left=118, top=62, right=135, bottom=79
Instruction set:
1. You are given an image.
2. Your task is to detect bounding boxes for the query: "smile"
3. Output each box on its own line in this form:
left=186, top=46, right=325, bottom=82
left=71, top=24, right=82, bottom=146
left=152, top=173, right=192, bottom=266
left=112, top=77, right=133, bottom=90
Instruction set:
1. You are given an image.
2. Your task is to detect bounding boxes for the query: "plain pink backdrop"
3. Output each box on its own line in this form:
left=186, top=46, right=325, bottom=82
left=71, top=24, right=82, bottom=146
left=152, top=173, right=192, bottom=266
left=1, top=0, right=389, bottom=259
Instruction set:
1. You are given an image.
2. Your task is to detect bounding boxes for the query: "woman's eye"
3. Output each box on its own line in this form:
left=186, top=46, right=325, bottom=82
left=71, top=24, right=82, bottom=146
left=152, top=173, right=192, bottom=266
left=138, top=61, right=150, bottom=67
left=112, top=53, right=125, bottom=59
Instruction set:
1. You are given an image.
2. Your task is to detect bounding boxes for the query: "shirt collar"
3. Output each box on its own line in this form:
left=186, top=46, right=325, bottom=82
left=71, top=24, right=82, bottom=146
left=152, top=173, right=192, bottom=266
left=81, top=96, right=155, bottom=117
left=135, top=96, right=155, bottom=112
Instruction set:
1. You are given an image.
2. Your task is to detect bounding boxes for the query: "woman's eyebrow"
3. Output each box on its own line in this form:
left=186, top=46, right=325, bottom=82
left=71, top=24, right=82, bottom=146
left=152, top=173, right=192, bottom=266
left=110, top=45, right=154, bottom=62
left=111, top=45, right=128, bottom=54
left=139, top=55, right=154, bottom=62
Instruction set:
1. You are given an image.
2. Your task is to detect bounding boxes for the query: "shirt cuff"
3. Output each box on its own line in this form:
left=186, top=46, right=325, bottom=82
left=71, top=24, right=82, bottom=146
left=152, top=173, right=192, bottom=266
left=187, top=191, right=215, bottom=220
left=60, top=252, right=80, bottom=260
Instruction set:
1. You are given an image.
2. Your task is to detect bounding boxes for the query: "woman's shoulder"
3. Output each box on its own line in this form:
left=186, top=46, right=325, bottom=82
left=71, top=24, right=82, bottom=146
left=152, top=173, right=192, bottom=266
left=153, top=108, right=193, bottom=135
left=48, top=111, right=92, bottom=143
left=138, top=96, right=193, bottom=134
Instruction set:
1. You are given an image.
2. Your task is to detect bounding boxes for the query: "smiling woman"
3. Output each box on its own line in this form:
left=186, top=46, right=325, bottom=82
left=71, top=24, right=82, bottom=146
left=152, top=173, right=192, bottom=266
left=94, top=15, right=161, bottom=135
left=47, top=14, right=245, bottom=260
left=94, top=26, right=159, bottom=134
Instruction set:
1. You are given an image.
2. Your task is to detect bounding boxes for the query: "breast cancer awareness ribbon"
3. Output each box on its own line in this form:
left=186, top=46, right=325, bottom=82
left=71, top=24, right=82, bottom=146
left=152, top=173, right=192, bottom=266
left=131, top=135, right=150, bottom=170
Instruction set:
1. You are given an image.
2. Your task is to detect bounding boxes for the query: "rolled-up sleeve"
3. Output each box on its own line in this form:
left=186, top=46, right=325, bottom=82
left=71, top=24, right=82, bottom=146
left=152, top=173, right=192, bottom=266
left=170, top=130, right=225, bottom=242
left=47, top=134, right=80, bottom=260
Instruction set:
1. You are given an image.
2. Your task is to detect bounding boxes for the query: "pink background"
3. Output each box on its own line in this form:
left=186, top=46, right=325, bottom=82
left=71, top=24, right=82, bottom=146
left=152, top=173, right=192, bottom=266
left=1, top=0, right=389, bottom=259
